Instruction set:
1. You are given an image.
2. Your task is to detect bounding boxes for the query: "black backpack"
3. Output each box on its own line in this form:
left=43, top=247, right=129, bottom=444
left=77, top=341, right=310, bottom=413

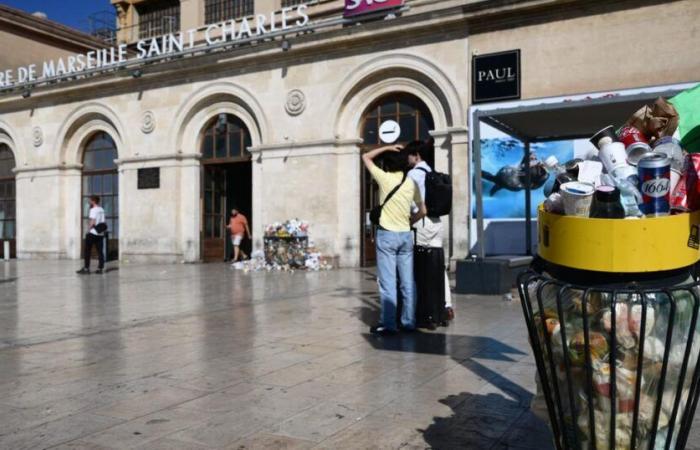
left=417, top=167, right=452, bottom=217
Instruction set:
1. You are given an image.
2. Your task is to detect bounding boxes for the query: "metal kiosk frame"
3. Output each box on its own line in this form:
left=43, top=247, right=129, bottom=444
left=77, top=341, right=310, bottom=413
left=457, top=84, right=695, bottom=295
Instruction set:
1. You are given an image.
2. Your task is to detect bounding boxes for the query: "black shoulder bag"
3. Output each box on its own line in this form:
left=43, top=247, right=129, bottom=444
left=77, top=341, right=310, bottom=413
left=370, top=173, right=407, bottom=226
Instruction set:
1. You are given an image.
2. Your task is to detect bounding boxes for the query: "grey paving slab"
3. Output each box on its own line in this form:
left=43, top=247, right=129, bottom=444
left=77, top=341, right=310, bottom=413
left=230, top=432, right=317, bottom=450
left=269, top=400, right=376, bottom=443
left=90, top=385, right=211, bottom=420
left=79, top=406, right=213, bottom=449
left=0, top=260, right=681, bottom=449
left=0, top=411, right=124, bottom=450
left=312, top=415, right=427, bottom=450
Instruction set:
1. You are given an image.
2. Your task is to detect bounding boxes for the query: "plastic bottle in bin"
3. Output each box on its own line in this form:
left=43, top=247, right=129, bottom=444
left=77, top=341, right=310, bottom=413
left=591, top=126, right=639, bottom=184
left=600, top=174, right=643, bottom=217
left=544, top=156, right=576, bottom=197
left=591, top=126, right=644, bottom=217
left=653, top=137, right=685, bottom=192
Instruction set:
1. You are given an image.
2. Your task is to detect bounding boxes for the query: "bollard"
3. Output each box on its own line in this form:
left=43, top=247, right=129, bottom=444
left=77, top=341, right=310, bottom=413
left=2, top=241, right=8, bottom=261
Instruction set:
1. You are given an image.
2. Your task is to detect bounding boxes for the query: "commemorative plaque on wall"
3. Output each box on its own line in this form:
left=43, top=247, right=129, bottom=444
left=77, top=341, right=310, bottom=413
left=137, top=167, right=160, bottom=190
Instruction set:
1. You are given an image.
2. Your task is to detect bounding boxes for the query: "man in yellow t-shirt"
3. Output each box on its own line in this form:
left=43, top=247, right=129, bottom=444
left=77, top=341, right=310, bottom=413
left=362, top=145, right=427, bottom=335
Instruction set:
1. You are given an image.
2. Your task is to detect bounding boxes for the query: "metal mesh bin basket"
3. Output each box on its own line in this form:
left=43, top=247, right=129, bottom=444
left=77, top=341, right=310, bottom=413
left=518, top=269, right=700, bottom=450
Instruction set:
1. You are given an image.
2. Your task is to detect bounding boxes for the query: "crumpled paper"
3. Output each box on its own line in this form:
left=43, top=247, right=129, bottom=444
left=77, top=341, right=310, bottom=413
left=625, top=97, right=679, bottom=142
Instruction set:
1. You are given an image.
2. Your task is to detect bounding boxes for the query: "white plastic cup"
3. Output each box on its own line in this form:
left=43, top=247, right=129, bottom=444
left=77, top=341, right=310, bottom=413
left=560, top=182, right=595, bottom=217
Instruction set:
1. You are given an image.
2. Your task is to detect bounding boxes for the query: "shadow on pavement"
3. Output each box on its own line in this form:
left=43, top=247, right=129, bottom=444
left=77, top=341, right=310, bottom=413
left=421, top=391, right=554, bottom=450
left=363, top=331, right=554, bottom=449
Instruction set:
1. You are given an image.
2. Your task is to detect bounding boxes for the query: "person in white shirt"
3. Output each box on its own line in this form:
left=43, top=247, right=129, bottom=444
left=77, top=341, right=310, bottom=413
left=77, top=196, right=107, bottom=275
left=405, top=141, right=454, bottom=327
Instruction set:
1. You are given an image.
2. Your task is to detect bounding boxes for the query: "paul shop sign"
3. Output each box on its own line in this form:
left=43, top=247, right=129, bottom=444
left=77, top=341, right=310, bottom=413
left=345, top=0, right=404, bottom=17
left=0, top=4, right=310, bottom=88
left=472, top=49, right=521, bottom=104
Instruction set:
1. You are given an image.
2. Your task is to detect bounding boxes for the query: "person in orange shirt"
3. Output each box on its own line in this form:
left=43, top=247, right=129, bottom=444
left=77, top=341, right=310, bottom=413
left=227, top=207, right=251, bottom=262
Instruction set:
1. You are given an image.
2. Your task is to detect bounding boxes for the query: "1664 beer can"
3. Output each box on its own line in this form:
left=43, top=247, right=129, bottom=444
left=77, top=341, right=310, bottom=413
left=638, top=153, right=671, bottom=216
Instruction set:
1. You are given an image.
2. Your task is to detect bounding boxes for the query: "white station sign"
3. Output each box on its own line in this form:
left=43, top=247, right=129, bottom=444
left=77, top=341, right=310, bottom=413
left=379, top=120, right=401, bottom=144
left=0, top=4, right=310, bottom=88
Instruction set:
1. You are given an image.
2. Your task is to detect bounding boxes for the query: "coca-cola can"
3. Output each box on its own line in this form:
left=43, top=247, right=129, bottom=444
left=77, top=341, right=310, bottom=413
left=638, top=153, right=671, bottom=217
left=618, top=126, right=649, bottom=147
left=618, top=126, right=652, bottom=165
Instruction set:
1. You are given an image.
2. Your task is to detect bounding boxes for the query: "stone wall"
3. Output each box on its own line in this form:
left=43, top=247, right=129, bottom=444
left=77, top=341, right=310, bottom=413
left=0, top=32, right=469, bottom=266
left=469, top=0, right=700, bottom=99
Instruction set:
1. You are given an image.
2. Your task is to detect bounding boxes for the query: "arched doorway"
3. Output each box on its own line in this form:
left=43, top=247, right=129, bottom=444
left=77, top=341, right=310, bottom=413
left=82, top=132, right=119, bottom=261
left=200, top=113, right=252, bottom=262
left=0, top=144, right=16, bottom=258
left=360, top=93, right=435, bottom=266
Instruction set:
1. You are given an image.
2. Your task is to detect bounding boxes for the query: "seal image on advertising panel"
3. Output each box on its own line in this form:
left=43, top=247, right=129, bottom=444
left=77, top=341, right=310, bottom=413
left=285, top=90, right=306, bottom=116
left=481, top=149, right=548, bottom=196
left=32, top=126, right=43, bottom=147
left=141, top=111, right=156, bottom=134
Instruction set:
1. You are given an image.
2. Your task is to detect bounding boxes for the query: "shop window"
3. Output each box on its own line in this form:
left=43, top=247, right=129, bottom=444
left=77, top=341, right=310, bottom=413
left=200, top=114, right=252, bottom=163
left=205, top=0, right=254, bottom=24
left=82, top=132, right=119, bottom=259
left=138, top=0, right=180, bottom=39
left=0, top=145, right=16, bottom=242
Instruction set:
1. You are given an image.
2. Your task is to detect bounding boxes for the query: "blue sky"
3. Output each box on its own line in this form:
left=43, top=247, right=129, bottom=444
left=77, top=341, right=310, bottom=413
left=2, top=0, right=113, bottom=32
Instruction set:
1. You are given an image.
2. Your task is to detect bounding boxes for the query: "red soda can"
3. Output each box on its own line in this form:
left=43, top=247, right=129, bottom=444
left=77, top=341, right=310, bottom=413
left=671, top=171, right=689, bottom=212
left=618, top=126, right=649, bottom=147
left=618, top=126, right=652, bottom=165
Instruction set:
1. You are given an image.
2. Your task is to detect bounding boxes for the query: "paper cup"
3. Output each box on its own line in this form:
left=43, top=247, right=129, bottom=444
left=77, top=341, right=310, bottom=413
left=560, top=182, right=595, bottom=217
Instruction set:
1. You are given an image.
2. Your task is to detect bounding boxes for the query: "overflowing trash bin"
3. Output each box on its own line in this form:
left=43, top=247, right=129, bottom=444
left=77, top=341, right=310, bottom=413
left=517, top=93, right=700, bottom=450
left=263, top=236, right=309, bottom=268
left=231, top=219, right=334, bottom=272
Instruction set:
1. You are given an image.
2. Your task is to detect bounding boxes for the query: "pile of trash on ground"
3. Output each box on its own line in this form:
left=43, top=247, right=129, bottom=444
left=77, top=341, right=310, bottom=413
left=231, top=219, right=334, bottom=272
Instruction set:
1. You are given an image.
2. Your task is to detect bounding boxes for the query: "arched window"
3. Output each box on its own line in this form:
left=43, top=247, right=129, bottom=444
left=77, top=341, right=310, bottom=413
left=362, top=93, right=435, bottom=147
left=82, top=132, right=119, bottom=259
left=0, top=144, right=16, bottom=246
left=201, top=113, right=252, bottom=162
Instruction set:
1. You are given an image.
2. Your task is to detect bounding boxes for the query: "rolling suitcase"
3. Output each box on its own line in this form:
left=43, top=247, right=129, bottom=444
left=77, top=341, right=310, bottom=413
left=414, top=245, right=446, bottom=327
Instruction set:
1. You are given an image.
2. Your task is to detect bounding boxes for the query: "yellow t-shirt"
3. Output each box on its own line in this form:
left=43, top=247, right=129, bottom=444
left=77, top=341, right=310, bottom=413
left=368, top=164, right=422, bottom=232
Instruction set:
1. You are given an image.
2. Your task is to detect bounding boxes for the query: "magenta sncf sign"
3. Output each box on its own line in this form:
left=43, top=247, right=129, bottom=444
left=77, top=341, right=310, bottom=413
left=344, top=0, right=404, bottom=17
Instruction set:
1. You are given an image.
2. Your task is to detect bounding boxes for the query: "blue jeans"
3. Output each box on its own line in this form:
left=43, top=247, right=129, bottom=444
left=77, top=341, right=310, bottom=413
left=375, top=229, right=415, bottom=331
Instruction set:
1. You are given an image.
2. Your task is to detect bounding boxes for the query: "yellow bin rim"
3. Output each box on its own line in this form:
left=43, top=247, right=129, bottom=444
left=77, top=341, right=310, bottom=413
left=538, top=206, right=700, bottom=273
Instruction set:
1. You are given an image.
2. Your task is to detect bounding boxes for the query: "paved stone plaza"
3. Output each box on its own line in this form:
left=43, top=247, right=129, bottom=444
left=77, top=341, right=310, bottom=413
left=0, top=262, right=584, bottom=448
